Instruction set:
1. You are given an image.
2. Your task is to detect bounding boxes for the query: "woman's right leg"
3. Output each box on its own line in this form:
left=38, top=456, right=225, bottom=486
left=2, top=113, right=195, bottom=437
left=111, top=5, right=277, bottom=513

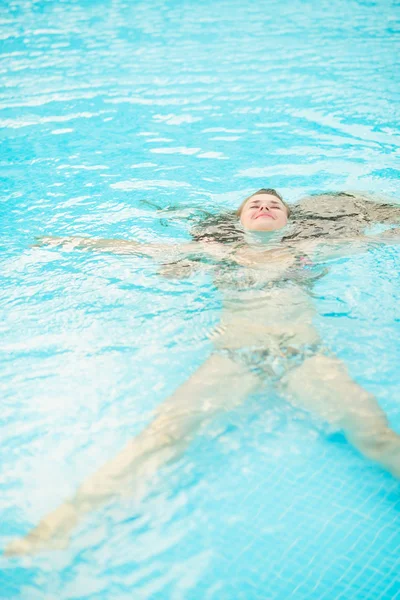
left=5, top=352, right=260, bottom=556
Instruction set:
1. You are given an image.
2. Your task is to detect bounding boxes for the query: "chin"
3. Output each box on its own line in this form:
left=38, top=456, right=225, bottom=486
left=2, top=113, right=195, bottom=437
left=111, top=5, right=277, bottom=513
left=251, top=223, right=278, bottom=232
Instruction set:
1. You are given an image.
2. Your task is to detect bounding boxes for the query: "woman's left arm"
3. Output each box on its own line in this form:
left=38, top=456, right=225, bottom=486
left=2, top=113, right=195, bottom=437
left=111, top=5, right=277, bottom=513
left=296, top=228, right=400, bottom=262
left=374, top=227, right=400, bottom=243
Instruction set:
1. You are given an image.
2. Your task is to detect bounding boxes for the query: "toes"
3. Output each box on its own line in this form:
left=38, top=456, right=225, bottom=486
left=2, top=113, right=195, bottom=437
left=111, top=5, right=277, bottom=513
left=4, top=537, right=34, bottom=557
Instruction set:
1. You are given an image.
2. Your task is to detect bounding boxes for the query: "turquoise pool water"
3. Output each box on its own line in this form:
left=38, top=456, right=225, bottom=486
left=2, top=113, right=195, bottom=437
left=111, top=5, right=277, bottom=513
left=1, top=0, right=400, bottom=597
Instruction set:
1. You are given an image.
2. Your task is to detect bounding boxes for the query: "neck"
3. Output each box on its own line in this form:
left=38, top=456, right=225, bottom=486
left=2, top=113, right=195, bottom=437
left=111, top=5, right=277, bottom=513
left=243, top=227, right=288, bottom=247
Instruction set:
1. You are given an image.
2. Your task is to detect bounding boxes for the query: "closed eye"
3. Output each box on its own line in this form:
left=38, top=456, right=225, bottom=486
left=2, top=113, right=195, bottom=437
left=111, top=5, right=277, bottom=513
left=250, top=203, right=281, bottom=210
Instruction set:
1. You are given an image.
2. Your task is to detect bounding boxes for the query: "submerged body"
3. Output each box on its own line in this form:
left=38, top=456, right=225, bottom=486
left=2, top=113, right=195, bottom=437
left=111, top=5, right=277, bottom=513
left=213, top=251, right=319, bottom=368
left=5, top=190, right=400, bottom=556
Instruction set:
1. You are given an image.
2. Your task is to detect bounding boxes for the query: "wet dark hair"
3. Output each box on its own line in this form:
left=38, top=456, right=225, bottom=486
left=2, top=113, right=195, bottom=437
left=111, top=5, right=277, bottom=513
left=191, top=188, right=290, bottom=246
left=283, top=191, right=400, bottom=241
left=190, top=191, right=400, bottom=246
left=190, top=210, right=244, bottom=245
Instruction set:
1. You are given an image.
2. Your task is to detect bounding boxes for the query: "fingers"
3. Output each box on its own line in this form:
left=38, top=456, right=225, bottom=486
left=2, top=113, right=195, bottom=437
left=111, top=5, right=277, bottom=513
left=380, top=227, right=400, bottom=241
left=31, top=236, right=64, bottom=248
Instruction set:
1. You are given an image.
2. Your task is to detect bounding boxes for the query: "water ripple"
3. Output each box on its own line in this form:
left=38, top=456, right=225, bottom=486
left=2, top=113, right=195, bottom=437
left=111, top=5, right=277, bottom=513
left=1, top=0, right=400, bottom=598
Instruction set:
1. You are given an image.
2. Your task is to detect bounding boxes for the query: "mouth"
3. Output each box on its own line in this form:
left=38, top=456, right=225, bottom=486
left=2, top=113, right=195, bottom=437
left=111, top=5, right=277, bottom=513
left=255, top=213, right=274, bottom=219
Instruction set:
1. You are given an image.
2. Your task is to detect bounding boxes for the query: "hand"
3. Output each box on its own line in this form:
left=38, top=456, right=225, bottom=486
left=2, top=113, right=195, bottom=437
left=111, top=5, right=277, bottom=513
left=32, top=236, right=66, bottom=248
left=380, top=227, right=400, bottom=242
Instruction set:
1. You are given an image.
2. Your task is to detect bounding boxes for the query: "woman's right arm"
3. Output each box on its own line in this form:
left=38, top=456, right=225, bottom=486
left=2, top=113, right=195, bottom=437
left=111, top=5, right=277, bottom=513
left=34, top=236, right=233, bottom=263
left=34, top=236, right=187, bottom=259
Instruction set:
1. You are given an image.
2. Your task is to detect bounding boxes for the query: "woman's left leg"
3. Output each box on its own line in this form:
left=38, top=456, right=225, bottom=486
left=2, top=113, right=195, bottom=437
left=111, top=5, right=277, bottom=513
left=280, top=354, right=400, bottom=478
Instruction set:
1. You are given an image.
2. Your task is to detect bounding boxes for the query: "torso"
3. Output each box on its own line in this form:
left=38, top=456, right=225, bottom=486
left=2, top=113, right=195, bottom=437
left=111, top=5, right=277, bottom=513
left=211, top=244, right=319, bottom=350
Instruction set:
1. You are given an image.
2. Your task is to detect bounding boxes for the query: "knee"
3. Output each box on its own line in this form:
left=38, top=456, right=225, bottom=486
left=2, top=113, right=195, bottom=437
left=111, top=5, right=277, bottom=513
left=349, top=426, right=399, bottom=457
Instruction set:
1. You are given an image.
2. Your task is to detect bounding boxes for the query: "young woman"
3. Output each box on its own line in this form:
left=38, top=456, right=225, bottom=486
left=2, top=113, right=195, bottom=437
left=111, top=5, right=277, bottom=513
left=6, top=189, right=400, bottom=556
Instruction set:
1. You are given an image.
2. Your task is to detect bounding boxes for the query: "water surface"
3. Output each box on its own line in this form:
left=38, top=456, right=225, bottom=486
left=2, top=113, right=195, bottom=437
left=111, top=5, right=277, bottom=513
left=1, top=0, right=400, bottom=598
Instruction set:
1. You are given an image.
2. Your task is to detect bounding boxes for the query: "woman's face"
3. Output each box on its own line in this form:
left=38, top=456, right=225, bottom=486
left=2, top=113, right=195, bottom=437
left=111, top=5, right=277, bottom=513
left=239, top=193, right=289, bottom=231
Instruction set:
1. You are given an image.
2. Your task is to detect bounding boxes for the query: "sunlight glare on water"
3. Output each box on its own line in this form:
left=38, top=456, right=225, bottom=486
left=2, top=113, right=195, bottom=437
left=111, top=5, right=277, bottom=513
left=1, top=0, right=400, bottom=598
